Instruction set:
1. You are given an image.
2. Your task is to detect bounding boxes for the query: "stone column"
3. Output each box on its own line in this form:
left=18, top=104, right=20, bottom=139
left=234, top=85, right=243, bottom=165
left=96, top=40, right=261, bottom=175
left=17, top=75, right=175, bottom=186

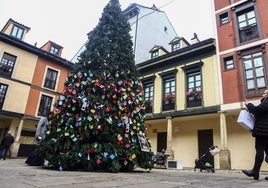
left=165, top=116, right=174, bottom=159
left=219, top=111, right=231, bottom=170
left=11, top=117, right=24, bottom=158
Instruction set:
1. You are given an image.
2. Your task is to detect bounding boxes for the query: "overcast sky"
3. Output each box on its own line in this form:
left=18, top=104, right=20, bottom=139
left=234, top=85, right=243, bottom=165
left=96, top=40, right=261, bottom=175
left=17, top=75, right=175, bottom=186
left=0, top=0, right=215, bottom=60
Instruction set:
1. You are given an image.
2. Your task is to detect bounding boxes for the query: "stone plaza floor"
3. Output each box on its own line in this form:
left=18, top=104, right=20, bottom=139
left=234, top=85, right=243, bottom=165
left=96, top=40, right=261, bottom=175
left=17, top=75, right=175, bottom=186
left=1, top=158, right=268, bottom=188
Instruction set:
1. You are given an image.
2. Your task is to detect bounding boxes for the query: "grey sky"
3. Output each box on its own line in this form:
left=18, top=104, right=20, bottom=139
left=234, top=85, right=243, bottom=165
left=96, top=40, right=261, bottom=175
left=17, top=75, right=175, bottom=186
left=0, top=0, right=215, bottom=60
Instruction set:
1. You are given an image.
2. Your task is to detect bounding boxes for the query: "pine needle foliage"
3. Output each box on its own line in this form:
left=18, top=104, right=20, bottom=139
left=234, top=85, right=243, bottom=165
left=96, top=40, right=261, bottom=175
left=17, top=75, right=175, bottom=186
left=36, top=0, right=154, bottom=172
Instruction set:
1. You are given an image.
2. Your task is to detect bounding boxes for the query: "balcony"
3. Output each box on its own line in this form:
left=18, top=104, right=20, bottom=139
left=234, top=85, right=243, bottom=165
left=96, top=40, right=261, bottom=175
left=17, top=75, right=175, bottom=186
left=163, top=93, right=175, bottom=111
left=239, top=25, right=259, bottom=43
left=144, top=100, right=153, bottom=113
left=0, top=65, right=12, bottom=77
left=187, top=96, right=202, bottom=108
left=163, top=100, right=175, bottom=111
left=186, top=88, right=202, bottom=108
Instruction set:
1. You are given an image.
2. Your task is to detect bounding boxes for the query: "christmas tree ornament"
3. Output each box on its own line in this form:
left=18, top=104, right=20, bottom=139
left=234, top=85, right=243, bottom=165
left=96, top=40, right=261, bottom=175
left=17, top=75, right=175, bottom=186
left=59, top=165, right=63, bottom=171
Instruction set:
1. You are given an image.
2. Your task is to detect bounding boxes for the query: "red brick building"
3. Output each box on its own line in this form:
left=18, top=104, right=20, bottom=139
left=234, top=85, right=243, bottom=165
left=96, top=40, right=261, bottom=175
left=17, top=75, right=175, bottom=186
left=214, top=0, right=268, bottom=170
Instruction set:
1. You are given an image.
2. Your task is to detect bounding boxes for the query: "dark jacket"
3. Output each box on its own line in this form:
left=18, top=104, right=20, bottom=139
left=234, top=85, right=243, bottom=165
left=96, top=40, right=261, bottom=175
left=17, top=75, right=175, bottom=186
left=1, top=133, right=14, bottom=147
left=246, top=98, right=268, bottom=137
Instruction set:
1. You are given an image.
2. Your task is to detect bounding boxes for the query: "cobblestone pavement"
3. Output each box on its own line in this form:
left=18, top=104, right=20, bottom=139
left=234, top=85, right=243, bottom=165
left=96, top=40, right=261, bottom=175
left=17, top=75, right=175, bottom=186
left=1, top=159, right=268, bottom=188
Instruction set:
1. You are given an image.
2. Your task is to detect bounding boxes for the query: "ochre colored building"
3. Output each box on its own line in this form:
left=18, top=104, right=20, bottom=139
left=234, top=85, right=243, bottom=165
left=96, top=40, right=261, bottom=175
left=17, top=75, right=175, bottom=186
left=137, top=36, right=222, bottom=170
left=0, top=19, right=73, bottom=157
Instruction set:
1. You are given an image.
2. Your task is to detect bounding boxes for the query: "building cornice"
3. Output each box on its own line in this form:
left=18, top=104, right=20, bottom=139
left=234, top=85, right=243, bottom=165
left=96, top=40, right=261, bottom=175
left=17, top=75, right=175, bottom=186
left=144, top=105, right=220, bottom=121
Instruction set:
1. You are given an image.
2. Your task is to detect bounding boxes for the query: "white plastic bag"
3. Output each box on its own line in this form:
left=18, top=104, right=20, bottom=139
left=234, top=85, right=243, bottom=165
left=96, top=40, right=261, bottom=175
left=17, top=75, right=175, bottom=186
left=237, top=110, right=255, bottom=130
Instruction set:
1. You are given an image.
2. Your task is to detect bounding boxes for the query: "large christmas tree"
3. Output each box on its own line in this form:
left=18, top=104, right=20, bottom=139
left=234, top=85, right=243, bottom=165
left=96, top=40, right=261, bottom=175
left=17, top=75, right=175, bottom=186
left=36, top=0, right=154, bottom=172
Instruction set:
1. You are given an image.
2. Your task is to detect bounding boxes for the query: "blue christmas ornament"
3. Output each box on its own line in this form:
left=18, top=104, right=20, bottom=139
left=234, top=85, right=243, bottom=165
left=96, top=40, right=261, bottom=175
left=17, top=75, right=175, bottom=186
left=59, top=165, right=63, bottom=171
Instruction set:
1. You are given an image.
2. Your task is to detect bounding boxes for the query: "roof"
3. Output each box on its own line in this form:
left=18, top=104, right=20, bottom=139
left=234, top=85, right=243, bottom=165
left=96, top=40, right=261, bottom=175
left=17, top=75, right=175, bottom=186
left=169, top=37, right=190, bottom=46
left=149, top=45, right=169, bottom=53
left=40, top=40, right=63, bottom=49
left=0, top=32, right=73, bottom=68
left=123, top=3, right=164, bottom=15
left=136, top=38, right=216, bottom=75
left=1, top=18, right=31, bottom=33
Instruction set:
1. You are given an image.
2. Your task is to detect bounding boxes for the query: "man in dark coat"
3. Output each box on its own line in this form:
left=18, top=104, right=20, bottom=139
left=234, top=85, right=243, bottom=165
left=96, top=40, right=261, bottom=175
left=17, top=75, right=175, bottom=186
left=25, top=111, right=54, bottom=166
left=0, top=131, right=14, bottom=160
left=242, top=89, right=268, bottom=180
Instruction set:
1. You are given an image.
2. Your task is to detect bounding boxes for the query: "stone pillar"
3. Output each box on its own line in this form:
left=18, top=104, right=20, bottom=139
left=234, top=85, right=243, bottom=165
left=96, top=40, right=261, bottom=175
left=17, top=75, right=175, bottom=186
left=219, top=111, right=231, bottom=170
left=165, top=116, right=174, bottom=159
left=220, top=111, right=228, bottom=149
left=11, top=118, right=24, bottom=158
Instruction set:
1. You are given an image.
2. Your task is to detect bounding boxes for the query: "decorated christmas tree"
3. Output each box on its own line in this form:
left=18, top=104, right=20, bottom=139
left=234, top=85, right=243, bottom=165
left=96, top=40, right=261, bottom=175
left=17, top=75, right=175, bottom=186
left=36, top=0, right=154, bottom=172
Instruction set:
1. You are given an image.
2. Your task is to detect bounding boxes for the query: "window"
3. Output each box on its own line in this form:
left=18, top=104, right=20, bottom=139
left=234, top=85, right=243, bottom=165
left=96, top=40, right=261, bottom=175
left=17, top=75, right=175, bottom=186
left=164, top=78, right=175, bottom=98
left=151, top=50, right=159, bottom=59
left=182, top=62, right=203, bottom=108
left=186, top=71, right=202, bottom=108
left=144, top=83, right=154, bottom=113
left=224, top=56, right=235, bottom=70
left=0, top=52, right=16, bottom=77
left=238, top=9, right=256, bottom=29
left=242, top=52, right=266, bottom=94
left=10, top=25, right=24, bottom=39
left=50, top=46, right=59, bottom=55
left=172, top=43, right=180, bottom=51
left=219, top=12, right=229, bottom=25
left=160, top=70, right=177, bottom=111
left=44, top=68, right=58, bottom=90
left=163, top=78, right=176, bottom=110
left=237, top=7, right=259, bottom=43
left=38, top=95, right=53, bottom=116
left=0, top=83, right=8, bottom=109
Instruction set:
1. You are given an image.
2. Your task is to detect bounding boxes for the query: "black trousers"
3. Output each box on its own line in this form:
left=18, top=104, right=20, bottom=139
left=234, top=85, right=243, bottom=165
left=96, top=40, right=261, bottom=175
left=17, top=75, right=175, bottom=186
left=253, top=136, right=268, bottom=172
left=25, top=145, right=44, bottom=166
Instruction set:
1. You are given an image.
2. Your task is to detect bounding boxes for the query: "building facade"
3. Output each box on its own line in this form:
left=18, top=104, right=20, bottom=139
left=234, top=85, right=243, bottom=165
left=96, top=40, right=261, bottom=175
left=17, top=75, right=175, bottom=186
left=0, top=19, right=73, bottom=157
left=214, top=0, right=268, bottom=171
left=71, top=3, right=178, bottom=64
left=137, top=37, right=222, bottom=170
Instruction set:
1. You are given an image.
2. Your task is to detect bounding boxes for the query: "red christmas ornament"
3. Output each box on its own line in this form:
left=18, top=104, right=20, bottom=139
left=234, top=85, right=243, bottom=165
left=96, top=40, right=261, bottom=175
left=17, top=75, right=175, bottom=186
left=116, top=140, right=123, bottom=145
left=79, top=135, right=84, bottom=141
left=88, top=147, right=95, bottom=154
left=61, top=148, right=68, bottom=153
left=98, top=125, right=104, bottom=131
left=52, top=125, right=57, bottom=130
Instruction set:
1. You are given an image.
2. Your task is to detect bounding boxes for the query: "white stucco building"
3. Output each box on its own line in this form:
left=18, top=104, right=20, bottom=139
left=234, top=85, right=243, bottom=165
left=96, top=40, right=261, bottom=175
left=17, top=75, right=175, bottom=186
left=71, top=3, right=179, bottom=64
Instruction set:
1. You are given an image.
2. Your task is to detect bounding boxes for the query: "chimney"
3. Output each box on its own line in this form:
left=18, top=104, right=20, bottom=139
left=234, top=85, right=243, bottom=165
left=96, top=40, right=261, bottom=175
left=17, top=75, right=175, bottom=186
left=191, top=33, right=200, bottom=44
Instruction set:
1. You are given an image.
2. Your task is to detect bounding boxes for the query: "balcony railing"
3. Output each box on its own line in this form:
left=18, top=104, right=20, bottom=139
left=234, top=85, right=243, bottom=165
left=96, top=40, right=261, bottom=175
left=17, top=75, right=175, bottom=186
left=0, top=66, right=12, bottom=77
left=187, top=95, right=202, bottom=108
left=239, top=25, right=259, bottom=43
left=163, top=100, right=175, bottom=111
left=144, top=100, right=153, bottom=113
left=145, top=93, right=203, bottom=113
left=145, top=106, right=152, bottom=113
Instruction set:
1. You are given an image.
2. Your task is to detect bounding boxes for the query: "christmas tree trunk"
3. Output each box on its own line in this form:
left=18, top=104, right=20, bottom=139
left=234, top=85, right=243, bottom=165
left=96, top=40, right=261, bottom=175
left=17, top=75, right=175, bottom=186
left=36, top=0, right=154, bottom=172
